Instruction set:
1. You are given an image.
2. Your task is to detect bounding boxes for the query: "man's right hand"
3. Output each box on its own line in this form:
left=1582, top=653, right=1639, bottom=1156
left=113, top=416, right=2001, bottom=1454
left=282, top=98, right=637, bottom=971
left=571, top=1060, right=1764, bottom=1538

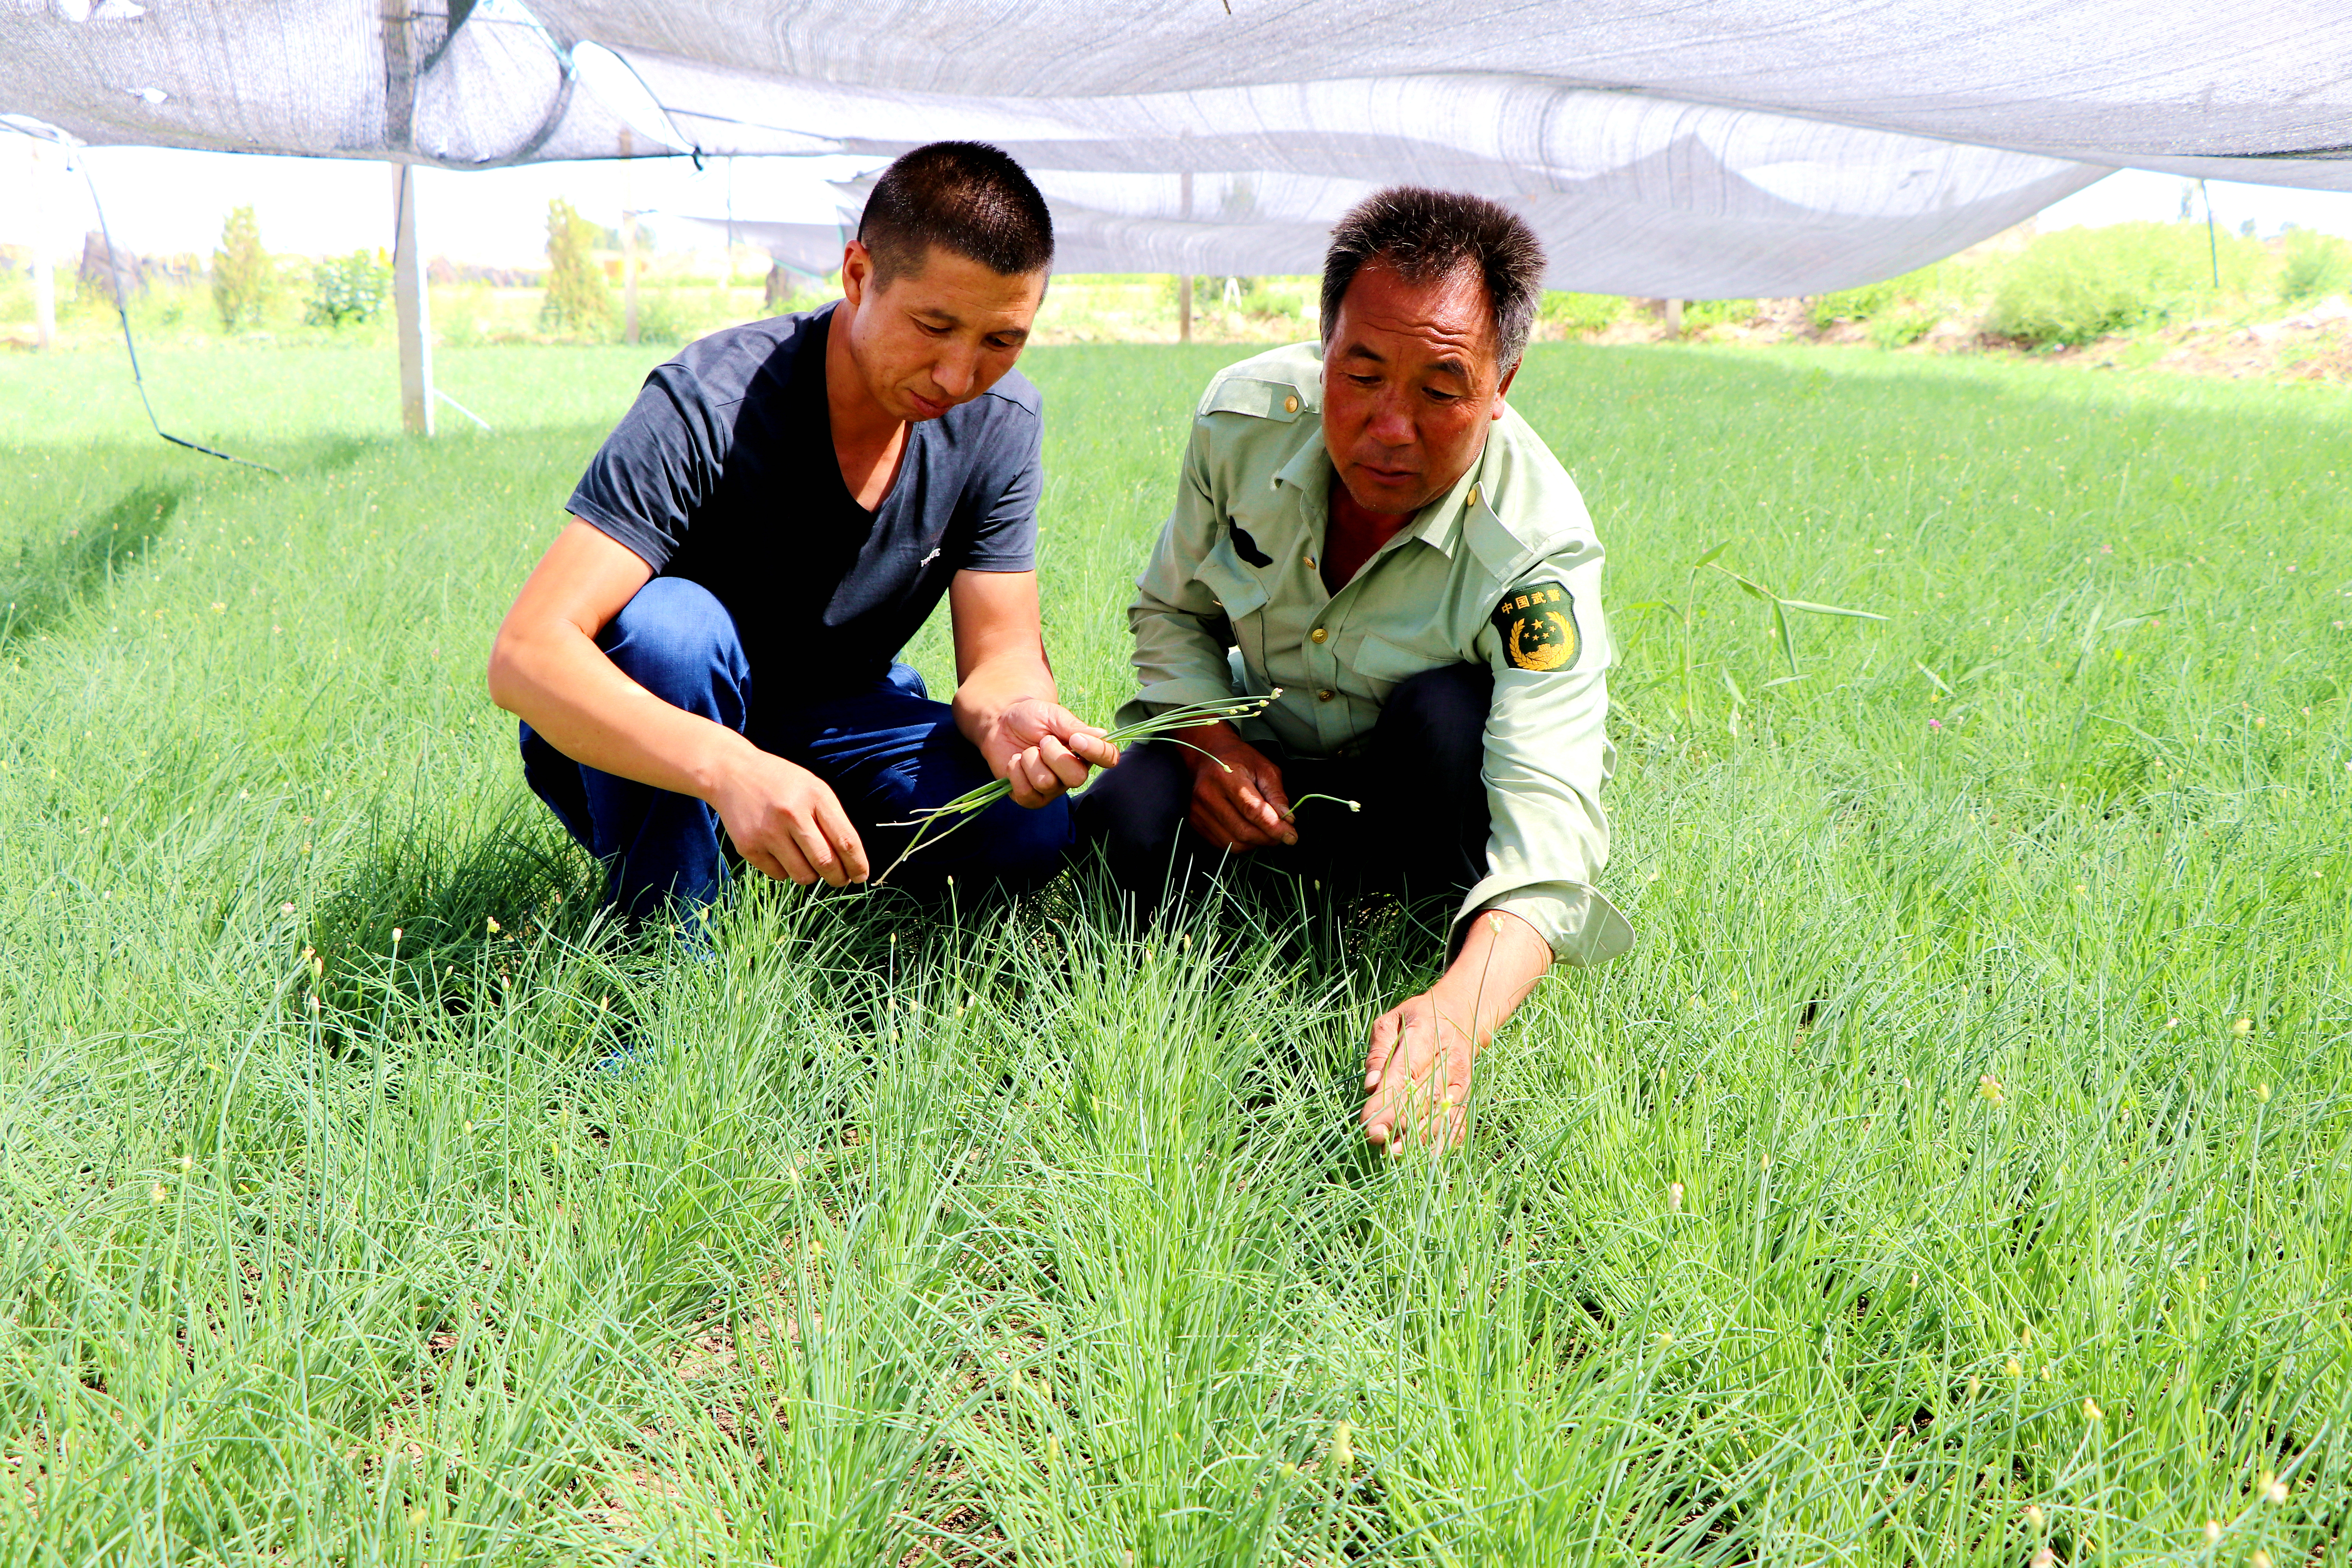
left=489, top=522, right=871, bottom=889
left=1179, top=720, right=1295, bottom=852
left=709, top=748, right=870, bottom=887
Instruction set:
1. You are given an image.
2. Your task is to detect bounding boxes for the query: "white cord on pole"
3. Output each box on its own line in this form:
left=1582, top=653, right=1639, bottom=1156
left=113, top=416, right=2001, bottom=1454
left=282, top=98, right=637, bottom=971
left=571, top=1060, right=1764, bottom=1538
left=433, top=388, right=492, bottom=432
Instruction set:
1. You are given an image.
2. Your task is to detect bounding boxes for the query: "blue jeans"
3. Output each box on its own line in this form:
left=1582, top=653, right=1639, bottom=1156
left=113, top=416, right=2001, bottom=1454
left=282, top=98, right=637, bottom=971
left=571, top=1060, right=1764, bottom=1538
left=520, top=577, right=1071, bottom=920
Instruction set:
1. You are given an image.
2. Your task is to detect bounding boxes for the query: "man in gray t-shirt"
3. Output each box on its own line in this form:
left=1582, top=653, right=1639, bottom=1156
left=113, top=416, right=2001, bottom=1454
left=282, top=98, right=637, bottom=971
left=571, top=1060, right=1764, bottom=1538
left=487, top=142, right=1116, bottom=920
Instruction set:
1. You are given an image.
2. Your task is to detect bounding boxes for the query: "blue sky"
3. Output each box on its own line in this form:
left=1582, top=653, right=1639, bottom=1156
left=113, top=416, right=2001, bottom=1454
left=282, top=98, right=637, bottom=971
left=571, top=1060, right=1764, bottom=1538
left=6, top=138, right=2351, bottom=274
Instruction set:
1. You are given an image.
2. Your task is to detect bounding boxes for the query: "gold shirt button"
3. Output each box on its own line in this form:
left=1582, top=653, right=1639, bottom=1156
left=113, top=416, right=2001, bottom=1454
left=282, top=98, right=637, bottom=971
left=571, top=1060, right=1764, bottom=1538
left=1466, top=483, right=1482, bottom=510
left=1303, top=554, right=1316, bottom=569
left=1283, top=394, right=1300, bottom=414
left=1317, top=688, right=1335, bottom=701
left=1310, top=626, right=1327, bottom=643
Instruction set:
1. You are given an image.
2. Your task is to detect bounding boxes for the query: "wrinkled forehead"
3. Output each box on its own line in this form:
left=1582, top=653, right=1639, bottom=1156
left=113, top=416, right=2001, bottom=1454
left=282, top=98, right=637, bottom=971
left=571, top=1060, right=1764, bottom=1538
left=1330, top=259, right=1499, bottom=373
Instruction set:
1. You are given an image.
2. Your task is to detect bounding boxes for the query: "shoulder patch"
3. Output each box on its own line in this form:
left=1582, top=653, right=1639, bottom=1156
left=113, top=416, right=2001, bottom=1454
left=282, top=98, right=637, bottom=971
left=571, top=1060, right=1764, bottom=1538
left=1490, top=581, right=1580, bottom=672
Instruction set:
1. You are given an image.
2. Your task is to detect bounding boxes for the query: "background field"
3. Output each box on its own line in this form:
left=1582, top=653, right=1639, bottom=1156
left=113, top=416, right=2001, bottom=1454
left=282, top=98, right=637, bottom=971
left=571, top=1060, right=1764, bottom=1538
left=2, top=336, right=2349, bottom=1564
left=12, top=213, right=2349, bottom=365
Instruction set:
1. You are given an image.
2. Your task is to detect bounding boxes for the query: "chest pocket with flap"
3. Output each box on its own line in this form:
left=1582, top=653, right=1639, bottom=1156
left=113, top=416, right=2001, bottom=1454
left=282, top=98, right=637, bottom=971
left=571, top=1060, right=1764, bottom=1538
left=1345, top=629, right=1450, bottom=697
left=1194, top=541, right=1270, bottom=625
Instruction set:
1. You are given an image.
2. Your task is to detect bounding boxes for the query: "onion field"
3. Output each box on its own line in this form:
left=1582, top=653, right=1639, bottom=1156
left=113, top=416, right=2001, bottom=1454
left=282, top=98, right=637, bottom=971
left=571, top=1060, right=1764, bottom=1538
left=3, top=339, right=2348, bottom=1564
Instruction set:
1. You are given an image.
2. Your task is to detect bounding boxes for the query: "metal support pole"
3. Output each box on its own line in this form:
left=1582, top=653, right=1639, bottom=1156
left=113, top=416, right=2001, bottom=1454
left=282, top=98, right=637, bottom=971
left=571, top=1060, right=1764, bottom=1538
left=2200, top=179, right=2220, bottom=289
left=621, top=127, right=639, bottom=346
left=29, top=141, right=54, bottom=351
left=1177, top=167, right=1193, bottom=344
left=391, top=162, right=434, bottom=436
left=1663, top=298, right=1684, bottom=340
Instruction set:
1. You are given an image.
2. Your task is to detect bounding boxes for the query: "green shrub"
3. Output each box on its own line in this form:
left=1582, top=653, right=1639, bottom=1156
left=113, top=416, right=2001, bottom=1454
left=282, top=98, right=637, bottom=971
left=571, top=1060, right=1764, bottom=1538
left=210, top=205, right=272, bottom=332
left=1808, top=263, right=1956, bottom=330
left=1810, top=277, right=1903, bottom=328
left=433, top=281, right=490, bottom=348
left=304, top=249, right=391, bottom=328
left=1248, top=285, right=1309, bottom=320
left=1540, top=292, right=1623, bottom=334
left=1868, top=307, right=1938, bottom=349
left=634, top=288, right=693, bottom=346
left=1684, top=298, right=1757, bottom=329
left=540, top=198, right=612, bottom=338
left=1986, top=221, right=2261, bottom=348
left=2278, top=230, right=2352, bottom=307
left=629, top=286, right=755, bottom=346
left=115, top=279, right=206, bottom=337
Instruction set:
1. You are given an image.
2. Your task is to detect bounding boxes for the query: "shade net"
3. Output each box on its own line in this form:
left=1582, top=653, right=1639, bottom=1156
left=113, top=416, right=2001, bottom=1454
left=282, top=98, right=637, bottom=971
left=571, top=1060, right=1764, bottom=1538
left=666, top=214, right=856, bottom=278
left=5, top=0, right=2349, bottom=296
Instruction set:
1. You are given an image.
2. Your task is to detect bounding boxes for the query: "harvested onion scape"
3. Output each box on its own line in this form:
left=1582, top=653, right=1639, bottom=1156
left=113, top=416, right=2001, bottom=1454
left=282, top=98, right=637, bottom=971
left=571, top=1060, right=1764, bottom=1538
left=872, top=693, right=1279, bottom=885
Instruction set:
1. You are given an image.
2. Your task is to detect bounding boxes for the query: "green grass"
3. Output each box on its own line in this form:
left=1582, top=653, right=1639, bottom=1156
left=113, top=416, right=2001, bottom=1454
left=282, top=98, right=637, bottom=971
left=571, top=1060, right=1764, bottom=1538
left=3, top=336, right=2350, bottom=1564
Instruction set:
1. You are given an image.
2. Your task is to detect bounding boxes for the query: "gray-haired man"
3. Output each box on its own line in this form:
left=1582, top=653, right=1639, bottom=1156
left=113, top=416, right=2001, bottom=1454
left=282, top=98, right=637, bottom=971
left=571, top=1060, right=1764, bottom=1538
left=1078, top=187, right=1632, bottom=1149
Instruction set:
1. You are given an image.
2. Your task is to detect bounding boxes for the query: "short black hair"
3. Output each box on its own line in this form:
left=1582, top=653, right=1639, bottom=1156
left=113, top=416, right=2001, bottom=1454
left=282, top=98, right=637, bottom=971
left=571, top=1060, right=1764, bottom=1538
left=858, top=141, right=1054, bottom=288
left=1321, top=187, right=1546, bottom=371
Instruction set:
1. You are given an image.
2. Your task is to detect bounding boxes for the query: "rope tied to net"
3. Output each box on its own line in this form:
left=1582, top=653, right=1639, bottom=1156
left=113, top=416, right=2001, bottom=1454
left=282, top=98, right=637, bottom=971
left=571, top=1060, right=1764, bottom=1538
left=4, top=119, right=283, bottom=476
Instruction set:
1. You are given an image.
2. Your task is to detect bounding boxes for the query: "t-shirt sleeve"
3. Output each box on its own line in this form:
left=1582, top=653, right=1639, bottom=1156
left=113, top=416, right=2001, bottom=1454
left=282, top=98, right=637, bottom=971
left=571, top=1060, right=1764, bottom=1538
left=564, top=365, right=726, bottom=573
left=954, top=401, right=1042, bottom=573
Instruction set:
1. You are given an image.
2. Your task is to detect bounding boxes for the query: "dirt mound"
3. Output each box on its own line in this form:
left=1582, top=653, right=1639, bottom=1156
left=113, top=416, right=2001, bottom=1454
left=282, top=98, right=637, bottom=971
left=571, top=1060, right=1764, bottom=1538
left=1566, top=293, right=2352, bottom=387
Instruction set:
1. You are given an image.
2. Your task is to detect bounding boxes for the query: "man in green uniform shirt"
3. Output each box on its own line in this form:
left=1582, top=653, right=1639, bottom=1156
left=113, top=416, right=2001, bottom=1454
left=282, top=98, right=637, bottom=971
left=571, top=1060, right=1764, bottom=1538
left=1077, top=187, right=1632, bottom=1150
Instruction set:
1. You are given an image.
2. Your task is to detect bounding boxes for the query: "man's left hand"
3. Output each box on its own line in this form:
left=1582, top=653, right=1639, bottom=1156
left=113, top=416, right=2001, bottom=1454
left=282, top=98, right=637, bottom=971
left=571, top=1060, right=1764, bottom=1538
left=1360, top=908, right=1554, bottom=1150
left=1361, top=989, right=1478, bottom=1148
left=984, top=698, right=1120, bottom=807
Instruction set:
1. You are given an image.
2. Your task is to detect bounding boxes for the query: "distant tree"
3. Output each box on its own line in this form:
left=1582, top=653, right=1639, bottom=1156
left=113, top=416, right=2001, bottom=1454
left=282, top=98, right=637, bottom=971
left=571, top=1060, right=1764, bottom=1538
left=211, top=205, right=272, bottom=331
left=2279, top=229, right=2352, bottom=306
left=305, top=248, right=392, bottom=328
left=541, top=198, right=612, bottom=337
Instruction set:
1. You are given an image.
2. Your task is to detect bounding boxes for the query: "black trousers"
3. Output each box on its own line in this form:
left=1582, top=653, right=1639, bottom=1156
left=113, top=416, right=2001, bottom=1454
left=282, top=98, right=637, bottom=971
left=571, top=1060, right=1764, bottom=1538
left=1074, top=663, right=1493, bottom=913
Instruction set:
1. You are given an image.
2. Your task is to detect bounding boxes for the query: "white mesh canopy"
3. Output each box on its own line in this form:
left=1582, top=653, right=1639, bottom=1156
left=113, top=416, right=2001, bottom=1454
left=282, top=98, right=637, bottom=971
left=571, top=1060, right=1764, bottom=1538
left=668, top=214, right=858, bottom=277
left=6, top=0, right=2349, bottom=295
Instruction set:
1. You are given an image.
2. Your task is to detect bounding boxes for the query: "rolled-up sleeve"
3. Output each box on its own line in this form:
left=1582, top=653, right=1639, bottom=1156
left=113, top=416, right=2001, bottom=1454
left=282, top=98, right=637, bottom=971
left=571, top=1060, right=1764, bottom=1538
left=1458, top=543, right=1634, bottom=965
left=1125, top=421, right=1247, bottom=716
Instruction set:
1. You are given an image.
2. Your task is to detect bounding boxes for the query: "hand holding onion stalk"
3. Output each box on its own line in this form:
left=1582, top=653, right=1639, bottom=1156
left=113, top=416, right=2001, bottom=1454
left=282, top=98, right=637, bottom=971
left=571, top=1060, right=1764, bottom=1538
left=974, top=695, right=1120, bottom=809
left=872, top=692, right=1281, bottom=885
